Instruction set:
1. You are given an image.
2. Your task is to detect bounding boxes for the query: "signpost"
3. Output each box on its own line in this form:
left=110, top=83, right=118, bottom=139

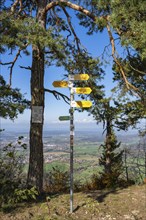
left=69, top=82, right=74, bottom=213
left=71, top=87, right=92, bottom=94
left=53, top=74, right=92, bottom=213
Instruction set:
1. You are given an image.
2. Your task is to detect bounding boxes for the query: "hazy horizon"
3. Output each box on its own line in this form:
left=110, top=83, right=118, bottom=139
left=0, top=121, right=140, bottom=135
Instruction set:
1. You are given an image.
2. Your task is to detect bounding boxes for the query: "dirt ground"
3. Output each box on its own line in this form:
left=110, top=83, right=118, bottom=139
left=0, top=184, right=146, bottom=220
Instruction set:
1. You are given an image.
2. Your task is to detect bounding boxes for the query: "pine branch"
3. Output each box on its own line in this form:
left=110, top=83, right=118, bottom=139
left=1, top=48, right=21, bottom=86
left=106, top=21, right=141, bottom=97
left=43, top=0, right=141, bottom=98
left=99, top=38, right=120, bottom=61
left=43, top=88, right=70, bottom=104
left=44, top=0, right=97, bottom=21
left=11, top=0, right=23, bottom=13
left=11, top=0, right=19, bottom=13
left=129, top=64, right=146, bottom=75
left=126, top=47, right=146, bottom=75
left=0, top=44, right=28, bottom=86
left=9, top=48, right=21, bottom=86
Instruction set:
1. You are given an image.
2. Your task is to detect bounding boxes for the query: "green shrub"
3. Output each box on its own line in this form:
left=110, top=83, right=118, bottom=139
left=44, top=166, right=69, bottom=193
left=73, top=179, right=82, bottom=192
left=83, top=174, right=101, bottom=190
left=0, top=136, right=38, bottom=208
left=13, top=187, right=38, bottom=203
left=84, top=172, right=135, bottom=190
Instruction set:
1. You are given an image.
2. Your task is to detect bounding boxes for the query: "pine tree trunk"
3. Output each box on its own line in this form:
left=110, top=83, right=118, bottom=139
left=105, top=102, right=112, bottom=174
left=124, top=148, right=129, bottom=182
left=105, top=119, right=112, bottom=174
left=27, top=1, right=46, bottom=193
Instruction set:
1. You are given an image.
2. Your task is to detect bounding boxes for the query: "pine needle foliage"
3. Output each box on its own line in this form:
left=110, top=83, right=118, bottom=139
left=0, top=75, right=29, bottom=120
left=99, top=129, right=124, bottom=188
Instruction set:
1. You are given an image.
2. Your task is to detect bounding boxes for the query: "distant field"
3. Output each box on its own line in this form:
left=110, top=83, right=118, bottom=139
left=75, top=143, right=101, bottom=155
left=23, top=142, right=102, bottom=182
left=43, top=140, right=145, bottom=184
left=44, top=142, right=102, bottom=183
left=21, top=134, right=145, bottom=184
left=44, top=161, right=69, bottom=172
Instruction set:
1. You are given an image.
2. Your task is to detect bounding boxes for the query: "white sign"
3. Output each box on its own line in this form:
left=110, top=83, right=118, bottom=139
left=32, top=106, right=43, bottom=123
left=71, top=88, right=76, bottom=94
left=70, top=131, right=75, bottom=136
left=68, top=75, right=74, bottom=81
left=68, top=81, right=73, bottom=88
left=70, top=101, right=76, bottom=107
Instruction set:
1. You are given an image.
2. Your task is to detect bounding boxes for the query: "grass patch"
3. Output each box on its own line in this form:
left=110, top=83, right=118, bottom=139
left=44, top=161, right=69, bottom=173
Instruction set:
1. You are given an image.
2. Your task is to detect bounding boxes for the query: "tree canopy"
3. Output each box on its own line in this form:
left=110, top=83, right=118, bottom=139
left=0, top=75, right=29, bottom=120
left=0, top=0, right=146, bottom=192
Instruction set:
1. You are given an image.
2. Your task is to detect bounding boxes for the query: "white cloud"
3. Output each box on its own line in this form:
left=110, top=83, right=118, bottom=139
left=75, top=118, right=95, bottom=123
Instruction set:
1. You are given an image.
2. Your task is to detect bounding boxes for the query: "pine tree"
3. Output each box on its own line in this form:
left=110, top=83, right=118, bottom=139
left=0, top=75, right=29, bottom=120
left=99, top=126, right=123, bottom=187
left=88, top=98, right=144, bottom=187
left=0, top=0, right=104, bottom=192
left=96, top=101, right=123, bottom=187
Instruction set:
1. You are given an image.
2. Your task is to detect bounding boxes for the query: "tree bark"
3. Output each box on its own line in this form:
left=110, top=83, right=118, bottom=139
left=105, top=120, right=112, bottom=174
left=27, top=0, right=46, bottom=193
left=105, top=102, right=112, bottom=174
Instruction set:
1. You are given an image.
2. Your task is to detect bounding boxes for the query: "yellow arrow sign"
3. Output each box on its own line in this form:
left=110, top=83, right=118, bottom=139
left=71, top=101, right=92, bottom=108
left=52, top=81, right=68, bottom=88
left=69, top=74, right=89, bottom=81
left=73, top=87, right=92, bottom=94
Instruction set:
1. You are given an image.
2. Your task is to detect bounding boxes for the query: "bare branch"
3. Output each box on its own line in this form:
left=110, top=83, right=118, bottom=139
left=0, top=48, right=21, bottom=86
left=19, top=65, right=32, bottom=70
left=129, top=64, right=146, bottom=75
left=106, top=21, right=140, bottom=95
left=0, top=44, right=28, bottom=86
left=0, top=61, right=13, bottom=66
left=9, top=48, right=22, bottom=86
left=126, top=48, right=146, bottom=75
left=62, top=6, right=81, bottom=52
left=43, top=88, right=70, bottom=104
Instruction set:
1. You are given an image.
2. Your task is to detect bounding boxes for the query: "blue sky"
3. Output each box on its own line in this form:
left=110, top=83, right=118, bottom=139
left=1, top=10, right=116, bottom=132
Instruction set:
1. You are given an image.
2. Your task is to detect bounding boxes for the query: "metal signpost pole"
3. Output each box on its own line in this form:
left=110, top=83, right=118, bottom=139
left=53, top=74, right=92, bottom=213
left=69, top=79, right=74, bottom=213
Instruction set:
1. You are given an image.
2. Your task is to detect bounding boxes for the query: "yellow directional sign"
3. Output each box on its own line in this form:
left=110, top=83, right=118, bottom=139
left=74, top=87, right=92, bottom=94
left=71, top=100, right=92, bottom=108
left=52, top=81, right=68, bottom=88
left=69, top=74, right=89, bottom=81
